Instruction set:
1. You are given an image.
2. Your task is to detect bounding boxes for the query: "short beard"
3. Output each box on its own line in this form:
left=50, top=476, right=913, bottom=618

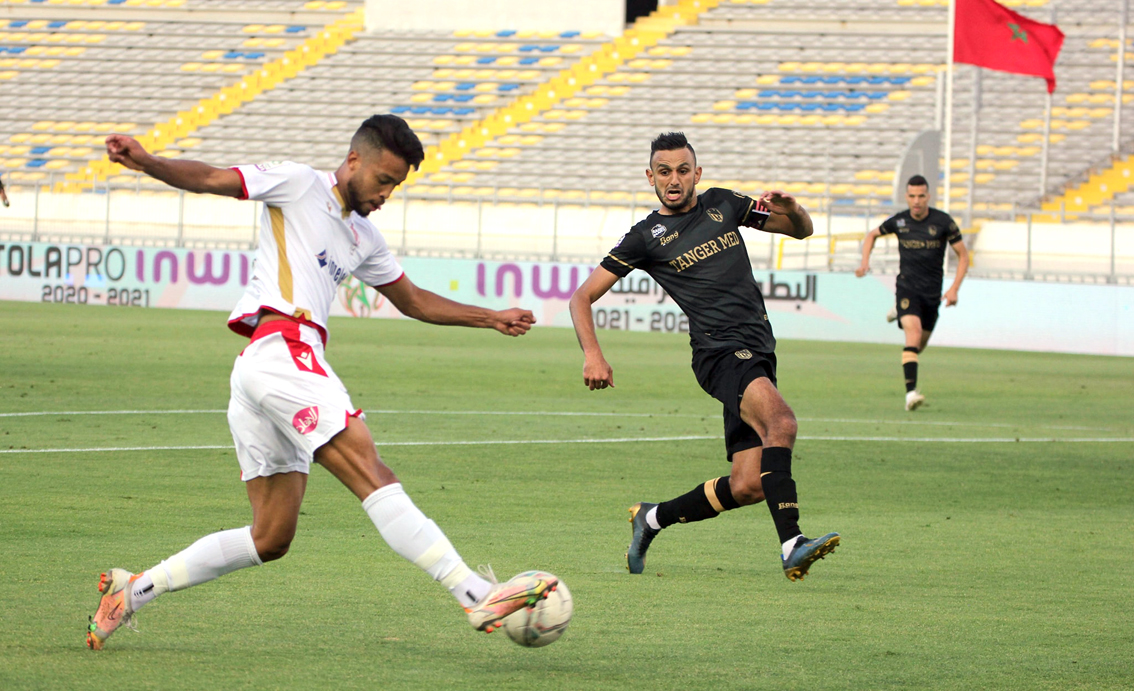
left=346, top=175, right=368, bottom=217
left=656, top=185, right=694, bottom=211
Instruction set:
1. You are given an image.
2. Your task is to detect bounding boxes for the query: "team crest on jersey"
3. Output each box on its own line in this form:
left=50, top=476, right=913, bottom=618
left=651, top=224, right=668, bottom=238
left=901, top=298, right=910, bottom=309
left=254, top=161, right=284, bottom=171
left=734, top=349, right=753, bottom=360
left=707, top=208, right=724, bottom=222
left=928, top=225, right=938, bottom=236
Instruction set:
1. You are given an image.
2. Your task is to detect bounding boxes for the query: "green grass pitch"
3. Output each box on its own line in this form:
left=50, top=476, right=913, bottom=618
left=1, top=301, right=1132, bottom=690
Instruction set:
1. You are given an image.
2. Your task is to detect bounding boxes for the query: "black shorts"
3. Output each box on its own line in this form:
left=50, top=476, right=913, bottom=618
left=691, top=346, right=777, bottom=462
left=895, top=287, right=941, bottom=332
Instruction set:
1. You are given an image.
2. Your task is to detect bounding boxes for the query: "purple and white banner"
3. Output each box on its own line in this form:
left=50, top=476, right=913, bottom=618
left=1, top=242, right=1130, bottom=356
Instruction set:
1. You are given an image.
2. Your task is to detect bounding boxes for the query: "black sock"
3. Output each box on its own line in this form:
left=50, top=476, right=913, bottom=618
left=655, top=476, right=741, bottom=529
left=760, top=447, right=801, bottom=544
left=903, top=346, right=919, bottom=392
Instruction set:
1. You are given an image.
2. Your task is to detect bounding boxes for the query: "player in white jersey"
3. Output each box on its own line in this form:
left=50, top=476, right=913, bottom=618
left=87, top=115, right=556, bottom=650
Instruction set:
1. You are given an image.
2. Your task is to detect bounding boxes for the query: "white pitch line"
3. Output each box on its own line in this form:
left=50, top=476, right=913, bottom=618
left=1, top=435, right=1131, bottom=455
left=0, top=409, right=227, bottom=418
left=0, top=408, right=1114, bottom=432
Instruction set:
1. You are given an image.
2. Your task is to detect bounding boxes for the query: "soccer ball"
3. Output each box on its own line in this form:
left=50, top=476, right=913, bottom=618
left=499, top=571, right=572, bottom=648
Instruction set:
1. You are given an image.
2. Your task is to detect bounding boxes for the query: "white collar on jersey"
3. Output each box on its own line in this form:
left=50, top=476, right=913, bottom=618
left=327, top=172, right=351, bottom=220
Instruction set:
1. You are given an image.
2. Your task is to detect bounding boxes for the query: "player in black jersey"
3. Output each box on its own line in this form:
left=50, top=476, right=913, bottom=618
left=855, top=175, right=969, bottom=411
left=568, top=132, right=840, bottom=581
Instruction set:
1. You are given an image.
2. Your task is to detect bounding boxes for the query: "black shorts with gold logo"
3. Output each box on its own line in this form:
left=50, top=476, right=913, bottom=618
left=895, top=286, right=941, bottom=332
left=691, top=345, right=777, bottom=462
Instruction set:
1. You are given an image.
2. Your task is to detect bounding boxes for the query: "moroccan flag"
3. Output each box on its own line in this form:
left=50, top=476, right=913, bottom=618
left=954, top=0, right=1064, bottom=93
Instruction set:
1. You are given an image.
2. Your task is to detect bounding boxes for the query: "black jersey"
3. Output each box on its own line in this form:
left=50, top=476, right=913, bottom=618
left=878, top=207, right=963, bottom=295
left=600, top=188, right=775, bottom=353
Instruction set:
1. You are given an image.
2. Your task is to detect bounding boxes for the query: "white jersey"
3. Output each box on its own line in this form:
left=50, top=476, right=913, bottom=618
left=227, top=161, right=404, bottom=343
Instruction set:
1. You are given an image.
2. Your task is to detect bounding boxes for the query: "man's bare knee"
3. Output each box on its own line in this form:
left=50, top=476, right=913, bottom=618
left=253, top=536, right=292, bottom=563
left=731, top=476, right=765, bottom=505
left=251, top=527, right=295, bottom=562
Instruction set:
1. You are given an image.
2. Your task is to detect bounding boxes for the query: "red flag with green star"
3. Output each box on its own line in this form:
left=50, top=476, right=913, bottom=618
left=954, top=0, right=1064, bottom=93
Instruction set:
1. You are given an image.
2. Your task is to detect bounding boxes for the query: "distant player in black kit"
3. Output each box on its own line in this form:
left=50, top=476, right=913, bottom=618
left=568, top=132, right=840, bottom=580
left=856, top=175, right=969, bottom=411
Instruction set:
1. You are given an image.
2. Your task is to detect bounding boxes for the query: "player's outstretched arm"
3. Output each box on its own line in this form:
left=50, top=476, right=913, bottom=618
left=568, top=266, right=620, bottom=390
left=856, top=227, right=883, bottom=277
left=375, top=274, right=535, bottom=335
left=759, top=190, right=813, bottom=239
left=105, top=134, right=244, bottom=198
left=943, top=239, right=969, bottom=306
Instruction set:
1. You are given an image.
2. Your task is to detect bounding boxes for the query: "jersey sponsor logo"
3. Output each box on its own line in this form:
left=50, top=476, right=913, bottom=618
left=901, top=298, right=910, bottom=309
left=900, top=239, right=942, bottom=249
left=615, top=232, right=629, bottom=247
left=897, top=218, right=906, bottom=228
left=659, top=230, right=680, bottom=246
left=651, top=224, right=668, bottom=238
left=315, top=248, right=350, bottom=284
left=706, top=208, right=724, bottom=222
left=292, top=406, right=320, bottom=435
left=734, top=349, right=753, bottom=360
left=254, top=161, right=284, bottom=171
left=666, top=231, right=742, bottom=273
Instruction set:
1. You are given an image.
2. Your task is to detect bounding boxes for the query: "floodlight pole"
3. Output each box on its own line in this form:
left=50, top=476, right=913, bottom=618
left=944, top=0, right=956, bottom=213
left=965, top=67, right=982, bottom=227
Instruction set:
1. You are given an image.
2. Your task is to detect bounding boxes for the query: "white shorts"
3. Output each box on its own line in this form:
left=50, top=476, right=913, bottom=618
left=227, top=320, right=363, bottom=481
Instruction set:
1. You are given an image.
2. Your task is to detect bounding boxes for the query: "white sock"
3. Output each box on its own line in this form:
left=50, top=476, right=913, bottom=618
left=782, top=536, right=803, bottom=560
left=128, top=572, right=158, bottom=610
left=146, top=526, right=263, bottom=596
left=645, top=506, right=661, bottom=531
left=362, top=483, right=488, bottom=608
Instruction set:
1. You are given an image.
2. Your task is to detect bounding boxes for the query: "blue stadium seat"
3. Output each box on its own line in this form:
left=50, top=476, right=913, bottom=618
left=454, top=82, right=476, bottom=90
left=285, top=26, right=306, bottom=33
left=497, top=83, right=519, bottom=91
left=31, top=147, right=52, bottom=155
left=477, top=57, right=497, bottom=64
left=560, top=31, right=580, bottom=38
left=496, top=30, right=516, bottom=37
left=518, top=57, right=539, bottom=65
left=27, top=160, right=47, bottom=168
left=47, top=21, right=67, bottom=28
